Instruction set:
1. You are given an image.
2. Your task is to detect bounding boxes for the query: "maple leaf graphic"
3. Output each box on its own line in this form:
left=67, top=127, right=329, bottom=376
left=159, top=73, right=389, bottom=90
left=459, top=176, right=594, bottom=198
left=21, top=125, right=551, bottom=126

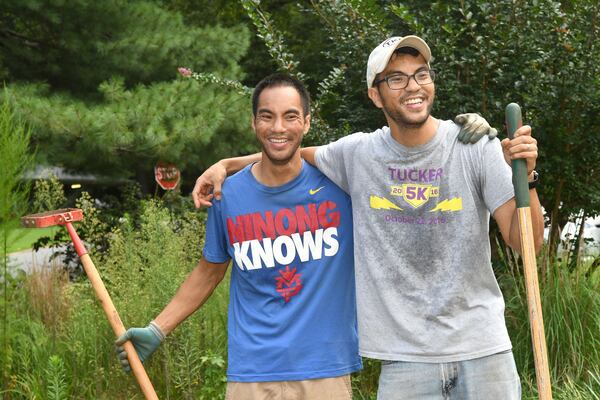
left=275, top=266, right=303, bottom=303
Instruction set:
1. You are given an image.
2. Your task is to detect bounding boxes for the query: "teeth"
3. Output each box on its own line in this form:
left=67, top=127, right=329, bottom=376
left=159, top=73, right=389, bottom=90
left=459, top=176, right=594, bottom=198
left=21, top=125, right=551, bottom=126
left=269, top=138, right=287, bottom=143
left=404, top=98, right=423, bottom=105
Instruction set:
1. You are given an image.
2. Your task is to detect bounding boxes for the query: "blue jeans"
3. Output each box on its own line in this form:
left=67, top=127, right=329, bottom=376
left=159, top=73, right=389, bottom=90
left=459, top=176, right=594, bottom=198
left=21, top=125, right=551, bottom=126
left=377, top=350, right=521, bottom=400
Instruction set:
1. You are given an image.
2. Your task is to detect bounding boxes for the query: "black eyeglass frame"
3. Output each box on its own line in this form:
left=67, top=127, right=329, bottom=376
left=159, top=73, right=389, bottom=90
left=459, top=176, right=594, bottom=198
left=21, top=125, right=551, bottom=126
left=373, top=69, right=437, bottom=90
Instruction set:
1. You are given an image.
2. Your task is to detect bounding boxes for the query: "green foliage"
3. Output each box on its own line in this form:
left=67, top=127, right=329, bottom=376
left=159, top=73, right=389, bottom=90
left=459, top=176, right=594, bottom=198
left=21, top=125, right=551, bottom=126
left=501, top=261, right=600, bottom=398
left=1, top=0, right=248, bottom=93
left=4, top=224, right=59, bottom=253
left=3, top=75, right=256, bottom=184
left=46, top=355, right=69, bottom=400
left=241, top=0, right=307, bottom=82
left=74, top=192, right=111, bottom=259
left=1, top=199, right=230, bottom=398
left=32, top=173, right=67, bottom=213
left=2, top=1, right=600, bottom=398
left=32, top=190, right=112, bottom=277
left=0, top=99, right=33, bottom=230
left=0, top=98, right=34, bottom=392
left=2, top=0, right=258, bottom=190
left=2, top=198, right=599, bottom=398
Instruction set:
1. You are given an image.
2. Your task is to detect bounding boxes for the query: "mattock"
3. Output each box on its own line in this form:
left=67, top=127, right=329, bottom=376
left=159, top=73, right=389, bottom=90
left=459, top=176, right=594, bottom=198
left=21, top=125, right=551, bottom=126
left=21, top=208, right=159, bottom=400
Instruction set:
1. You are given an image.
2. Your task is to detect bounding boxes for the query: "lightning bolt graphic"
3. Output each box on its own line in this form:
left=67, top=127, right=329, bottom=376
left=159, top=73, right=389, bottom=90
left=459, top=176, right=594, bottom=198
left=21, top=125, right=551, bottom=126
left=370, top=196, right=403, bottom=210
left=430, top=197, right=463, bottom=212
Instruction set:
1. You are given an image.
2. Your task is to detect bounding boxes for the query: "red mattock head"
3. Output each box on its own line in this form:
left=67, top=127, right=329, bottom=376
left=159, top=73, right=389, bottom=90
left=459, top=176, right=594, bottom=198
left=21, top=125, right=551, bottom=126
left=21, top=208, right=88, bottom=256
left=21, top=208, right=83, bottom=228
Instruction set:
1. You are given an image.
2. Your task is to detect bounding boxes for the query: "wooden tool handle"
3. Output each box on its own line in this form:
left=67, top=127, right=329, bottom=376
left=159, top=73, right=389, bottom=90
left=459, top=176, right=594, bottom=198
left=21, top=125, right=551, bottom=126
left=66, top=223, right=159, bottom=399
left=505, top=103, right=552, bottom=400
left=517, top=209, right=553, bottom=400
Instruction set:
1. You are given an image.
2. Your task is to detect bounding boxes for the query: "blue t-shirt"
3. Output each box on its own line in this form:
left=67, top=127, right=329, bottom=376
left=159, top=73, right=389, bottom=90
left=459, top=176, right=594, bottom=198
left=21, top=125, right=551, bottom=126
left=203, top=161, right=361, bottom=382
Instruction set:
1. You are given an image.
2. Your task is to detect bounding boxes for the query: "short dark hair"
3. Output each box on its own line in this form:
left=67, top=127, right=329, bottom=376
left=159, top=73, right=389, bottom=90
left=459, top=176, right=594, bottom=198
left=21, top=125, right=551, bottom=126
left=251, top=73, right=311, bottom=117
left=393, top=46, right=421, bottom=58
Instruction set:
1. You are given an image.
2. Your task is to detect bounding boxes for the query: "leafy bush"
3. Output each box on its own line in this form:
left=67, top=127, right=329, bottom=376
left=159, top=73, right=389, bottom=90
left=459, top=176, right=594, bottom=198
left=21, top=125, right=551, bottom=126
left=0, top=98, right=34, bottom=393
left=31, top=173, right=67, bottom=214
left=1, top=199, right=229, bottom=398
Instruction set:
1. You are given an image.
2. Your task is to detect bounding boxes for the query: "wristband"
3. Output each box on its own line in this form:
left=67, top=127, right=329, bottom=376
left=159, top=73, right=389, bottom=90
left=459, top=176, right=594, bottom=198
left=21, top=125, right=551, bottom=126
left=149, top=320, right=166, bottom=341
left=528, top=170, right=539, bottom=190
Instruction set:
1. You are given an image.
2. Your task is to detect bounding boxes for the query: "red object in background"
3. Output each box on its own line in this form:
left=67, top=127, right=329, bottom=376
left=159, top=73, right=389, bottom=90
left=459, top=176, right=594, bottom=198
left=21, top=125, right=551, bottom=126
left=154, top=163, right=180, bottom=190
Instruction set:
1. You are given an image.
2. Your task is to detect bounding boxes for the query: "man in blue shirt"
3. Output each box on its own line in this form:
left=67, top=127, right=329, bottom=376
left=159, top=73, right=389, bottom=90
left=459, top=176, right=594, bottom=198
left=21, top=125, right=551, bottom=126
left=116, top=74, right=361, bottom=399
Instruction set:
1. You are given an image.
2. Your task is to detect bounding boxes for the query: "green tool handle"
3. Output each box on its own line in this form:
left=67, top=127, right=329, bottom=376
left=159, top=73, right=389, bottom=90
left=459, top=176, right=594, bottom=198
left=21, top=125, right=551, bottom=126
left=505, top=103, right=530, bottom=208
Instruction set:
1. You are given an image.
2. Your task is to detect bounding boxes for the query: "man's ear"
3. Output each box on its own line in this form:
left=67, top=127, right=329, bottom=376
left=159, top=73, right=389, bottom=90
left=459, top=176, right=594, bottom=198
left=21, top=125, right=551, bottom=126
left=368, top=87, right=384, bottom=109
left=303, top=114, right=311, bottom=134
left=251, top=116, right=256, bottom=132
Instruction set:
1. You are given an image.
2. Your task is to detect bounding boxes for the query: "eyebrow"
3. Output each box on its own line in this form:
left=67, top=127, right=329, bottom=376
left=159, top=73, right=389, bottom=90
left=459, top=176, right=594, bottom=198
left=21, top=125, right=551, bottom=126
left=256, top=108, right=302, bottom=115
left=386, top=66, right=430, bottom=76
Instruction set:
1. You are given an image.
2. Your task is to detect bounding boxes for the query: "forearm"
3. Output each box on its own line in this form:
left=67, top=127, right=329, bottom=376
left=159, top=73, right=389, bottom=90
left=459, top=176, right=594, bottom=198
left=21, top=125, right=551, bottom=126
left=221, top=153, right=261, bottom=175
left=300, top=146, right=321, bottom=166
left=153, top=260, right=228, bottom=335
left=508, top=188, right=544, bottom=254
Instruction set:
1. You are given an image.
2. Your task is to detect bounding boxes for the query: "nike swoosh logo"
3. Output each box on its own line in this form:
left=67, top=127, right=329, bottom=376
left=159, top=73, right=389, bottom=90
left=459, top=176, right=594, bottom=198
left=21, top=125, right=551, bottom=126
left=309, top=186, right=325, bottom=195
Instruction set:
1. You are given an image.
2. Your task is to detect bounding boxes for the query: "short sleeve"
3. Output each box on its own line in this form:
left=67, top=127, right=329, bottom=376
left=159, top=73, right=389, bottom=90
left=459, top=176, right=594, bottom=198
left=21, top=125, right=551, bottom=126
left=481, top=139, right=515, bottom=215
left=315, top=133, right=366, bottom=193
left=202, top=199, right=231, bottom=263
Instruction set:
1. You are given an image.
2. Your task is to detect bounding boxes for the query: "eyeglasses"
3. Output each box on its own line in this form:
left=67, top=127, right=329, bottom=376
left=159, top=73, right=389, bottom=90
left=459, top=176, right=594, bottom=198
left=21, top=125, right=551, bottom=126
left=373, top=69, right=436, bottom=90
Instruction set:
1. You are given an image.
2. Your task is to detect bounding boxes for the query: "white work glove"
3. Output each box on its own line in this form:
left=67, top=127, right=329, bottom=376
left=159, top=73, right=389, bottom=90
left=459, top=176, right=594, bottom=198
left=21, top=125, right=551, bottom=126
left=455, top=113, right=498, bottom=144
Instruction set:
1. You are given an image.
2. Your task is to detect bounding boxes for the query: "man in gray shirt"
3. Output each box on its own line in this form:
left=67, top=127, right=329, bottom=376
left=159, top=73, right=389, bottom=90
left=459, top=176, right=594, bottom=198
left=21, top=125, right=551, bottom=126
left=193, top=36, right=543, bottom=399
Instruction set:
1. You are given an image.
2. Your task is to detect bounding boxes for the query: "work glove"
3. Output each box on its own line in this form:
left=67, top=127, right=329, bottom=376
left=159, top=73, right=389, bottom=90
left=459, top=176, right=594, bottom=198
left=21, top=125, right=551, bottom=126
left=455, top=113, right=498, bottom=144
left=115, top=321, right=165, bottom=372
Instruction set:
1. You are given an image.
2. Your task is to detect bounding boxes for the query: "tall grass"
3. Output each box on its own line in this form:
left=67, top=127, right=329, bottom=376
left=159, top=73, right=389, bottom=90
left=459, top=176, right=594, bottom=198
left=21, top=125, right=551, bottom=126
left=500, top=253, right=600, bottom=399
left=1, top=199, right=598, bottom=398
left=1, top=200, right=229, bottom=399
left=0, top=97, right=34, bottom=396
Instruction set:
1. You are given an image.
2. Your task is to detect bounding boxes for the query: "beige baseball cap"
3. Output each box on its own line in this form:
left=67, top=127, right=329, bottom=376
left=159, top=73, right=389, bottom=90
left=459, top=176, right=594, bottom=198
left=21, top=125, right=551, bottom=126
left=366, top=35, right=432, bottom=88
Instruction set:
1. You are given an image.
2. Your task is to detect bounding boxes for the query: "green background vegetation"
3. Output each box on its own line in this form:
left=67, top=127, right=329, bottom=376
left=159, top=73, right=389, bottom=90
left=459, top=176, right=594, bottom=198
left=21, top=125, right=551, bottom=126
left=1, top=0, right=599, bottom=398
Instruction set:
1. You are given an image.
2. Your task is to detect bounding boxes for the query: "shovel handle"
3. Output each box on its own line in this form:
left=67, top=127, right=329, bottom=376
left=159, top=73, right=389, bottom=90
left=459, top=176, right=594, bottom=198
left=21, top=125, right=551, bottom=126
left=505, top=104, right=553, bottom=400
left=66, top=223, right=159, bottom=399
left=505, top=103, right=530, bottom=208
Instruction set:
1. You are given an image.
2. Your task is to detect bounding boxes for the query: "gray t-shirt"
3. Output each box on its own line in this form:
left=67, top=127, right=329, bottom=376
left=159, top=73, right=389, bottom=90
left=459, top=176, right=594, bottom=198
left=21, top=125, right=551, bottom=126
left=315, top=120, right=515, bottom=362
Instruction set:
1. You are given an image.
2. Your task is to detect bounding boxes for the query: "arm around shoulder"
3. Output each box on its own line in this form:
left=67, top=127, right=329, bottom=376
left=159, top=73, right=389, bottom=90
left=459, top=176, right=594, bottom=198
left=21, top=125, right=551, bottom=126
left=192, top=153, right=261, bottom=208
left=221, top=153, right=261, bottom=175
left=300, top=146, right=322, bottom=166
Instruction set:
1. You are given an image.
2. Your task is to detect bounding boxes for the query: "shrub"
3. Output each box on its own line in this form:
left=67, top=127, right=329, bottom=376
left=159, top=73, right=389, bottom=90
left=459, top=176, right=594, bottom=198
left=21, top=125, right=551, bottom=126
left=500, top=260, right=600, bottom=398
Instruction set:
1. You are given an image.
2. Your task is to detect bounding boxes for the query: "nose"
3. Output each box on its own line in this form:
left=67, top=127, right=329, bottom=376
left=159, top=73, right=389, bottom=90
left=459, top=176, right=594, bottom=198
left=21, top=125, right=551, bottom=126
left=405, top=75, right=421, bottom=91
left=271, top=117, right=286, bottom=133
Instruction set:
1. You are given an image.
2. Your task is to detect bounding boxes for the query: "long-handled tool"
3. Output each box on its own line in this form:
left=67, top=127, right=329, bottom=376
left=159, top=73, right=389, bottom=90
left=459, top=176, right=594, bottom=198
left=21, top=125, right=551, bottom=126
left=21, top=209, right=159, bottom=400
left=506, top=104, right=552, bottom=400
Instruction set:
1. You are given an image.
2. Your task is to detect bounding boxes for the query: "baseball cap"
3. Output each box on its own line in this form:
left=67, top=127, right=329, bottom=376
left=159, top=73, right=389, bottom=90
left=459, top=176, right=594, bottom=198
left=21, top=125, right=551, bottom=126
left=366, top=35, right=432, bottom=88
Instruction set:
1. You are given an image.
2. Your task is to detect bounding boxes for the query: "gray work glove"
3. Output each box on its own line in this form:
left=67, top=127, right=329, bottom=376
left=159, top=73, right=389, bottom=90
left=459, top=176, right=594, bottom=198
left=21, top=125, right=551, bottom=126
left=115, top=321, right=165, bottom=372
left=455, top=113, right=498, bottom=144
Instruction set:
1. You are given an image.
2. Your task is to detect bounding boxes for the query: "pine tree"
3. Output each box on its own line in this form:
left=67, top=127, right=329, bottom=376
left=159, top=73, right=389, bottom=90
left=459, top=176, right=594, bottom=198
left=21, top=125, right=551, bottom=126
left=1, top=0, right=257, bottom=189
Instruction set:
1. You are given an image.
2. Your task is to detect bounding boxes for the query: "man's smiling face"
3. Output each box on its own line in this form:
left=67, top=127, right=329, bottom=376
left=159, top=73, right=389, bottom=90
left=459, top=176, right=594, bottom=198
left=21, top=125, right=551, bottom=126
left=369, top=52, right=435, bottom=129
left=252, top=85, right=310, bottom=165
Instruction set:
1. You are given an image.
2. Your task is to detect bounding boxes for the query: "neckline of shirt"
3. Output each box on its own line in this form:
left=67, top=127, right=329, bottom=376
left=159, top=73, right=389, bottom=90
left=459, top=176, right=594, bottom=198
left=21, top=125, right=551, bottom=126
left=381, top=120, right=448, bottom=156
left=243, top=159, right=308, bottom=193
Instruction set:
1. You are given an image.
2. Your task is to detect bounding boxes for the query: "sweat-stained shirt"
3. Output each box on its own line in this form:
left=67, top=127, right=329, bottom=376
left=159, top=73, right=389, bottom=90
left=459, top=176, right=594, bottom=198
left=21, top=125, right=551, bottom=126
left=315, top=120, right=515, bottom=362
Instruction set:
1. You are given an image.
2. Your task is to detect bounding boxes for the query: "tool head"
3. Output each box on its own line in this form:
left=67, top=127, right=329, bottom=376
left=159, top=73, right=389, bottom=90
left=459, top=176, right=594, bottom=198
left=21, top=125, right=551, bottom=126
left=21, top=208, right=84, bottom=228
